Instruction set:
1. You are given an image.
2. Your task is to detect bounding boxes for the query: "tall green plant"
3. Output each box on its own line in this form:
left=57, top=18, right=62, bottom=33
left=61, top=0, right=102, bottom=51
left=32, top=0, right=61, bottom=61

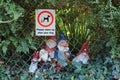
left=56, top=7, right=93, bottom=53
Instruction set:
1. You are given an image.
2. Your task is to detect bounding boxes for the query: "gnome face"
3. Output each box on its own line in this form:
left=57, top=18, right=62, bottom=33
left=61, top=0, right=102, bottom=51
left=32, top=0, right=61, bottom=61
left=39, top=49, right=48, bottom=62
left=46, top=39, right=56, bottom=48
left=57, top=40, right=69, bottom=52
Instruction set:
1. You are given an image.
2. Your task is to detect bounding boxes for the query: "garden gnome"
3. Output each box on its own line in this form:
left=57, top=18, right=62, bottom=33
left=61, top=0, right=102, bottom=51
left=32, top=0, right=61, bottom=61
left=72, top=40, right=90, bottom=64
left=44, top=36, right=57, bottom=59
left=54, top=32, right=71, bottom=69
left=29, top=50, right=39, bottom=73
left=38, top=36, right=57, bottom=70
left=29, top=36, right=56, bottom=73
left=38, top=36, right=57, bottom=61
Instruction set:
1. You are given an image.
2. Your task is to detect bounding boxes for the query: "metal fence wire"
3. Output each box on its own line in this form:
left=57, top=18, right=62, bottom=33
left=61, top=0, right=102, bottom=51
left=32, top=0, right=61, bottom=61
left=0, top=1, right=92, bottom=80
left=1, top=0, right=120, bottom=80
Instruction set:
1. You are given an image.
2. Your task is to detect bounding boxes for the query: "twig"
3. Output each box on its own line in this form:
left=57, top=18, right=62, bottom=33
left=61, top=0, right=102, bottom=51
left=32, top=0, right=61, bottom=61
left=0, top=13, right=23, bottom=24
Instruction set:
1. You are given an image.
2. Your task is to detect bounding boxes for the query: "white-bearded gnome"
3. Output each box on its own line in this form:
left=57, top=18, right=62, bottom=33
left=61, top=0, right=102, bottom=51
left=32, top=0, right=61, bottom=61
left=54, top=32, right=71, bottom=70
left=72, top=40, right=90, bottom=64
left=28, top=36, right=56, bottom=73
left=29, top=50, right=39, bottom=73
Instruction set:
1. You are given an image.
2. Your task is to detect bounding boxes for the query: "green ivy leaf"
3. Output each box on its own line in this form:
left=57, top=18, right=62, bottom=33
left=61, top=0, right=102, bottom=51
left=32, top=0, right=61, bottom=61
left=31, top=77, right=36, bottom=80
left=16, top=45, right=23, bottom=53
left=23, top=46, right=29, bottom=54
left=20, top=73, right=27, bottom=80
left=29, top=45, right=37, bottom=50
left=2, top=45, right=7, bottom=54
left=74, top=68, right=81, bottom=73
left=9, top=37, right=18, bottom=46
left=79, top=75, right=84, bottom=80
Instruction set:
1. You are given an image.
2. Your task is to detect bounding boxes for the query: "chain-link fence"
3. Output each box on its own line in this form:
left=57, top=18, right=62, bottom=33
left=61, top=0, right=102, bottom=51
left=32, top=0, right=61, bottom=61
left=0, top=1, right=95, bottom=80
left=0, top=12, right=87, bottom=80
left=1, top=0, right=120, bottom=80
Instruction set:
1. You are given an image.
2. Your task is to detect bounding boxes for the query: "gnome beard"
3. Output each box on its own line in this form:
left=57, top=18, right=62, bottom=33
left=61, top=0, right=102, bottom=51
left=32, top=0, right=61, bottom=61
left=57, top=45, right=69, bottom=52
left=39, top=49, right=49, bottom=62
left=72, top=53, right=89, bottom=64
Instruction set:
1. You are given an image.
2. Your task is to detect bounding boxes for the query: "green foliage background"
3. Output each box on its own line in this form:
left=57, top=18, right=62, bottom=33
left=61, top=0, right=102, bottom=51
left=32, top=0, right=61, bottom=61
left=0, top=0, right=120, bottom=80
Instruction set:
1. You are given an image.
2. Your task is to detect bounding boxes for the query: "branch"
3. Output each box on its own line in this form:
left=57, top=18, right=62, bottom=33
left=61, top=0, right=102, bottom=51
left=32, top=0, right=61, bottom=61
left=0, top=13, right=23, bottom=24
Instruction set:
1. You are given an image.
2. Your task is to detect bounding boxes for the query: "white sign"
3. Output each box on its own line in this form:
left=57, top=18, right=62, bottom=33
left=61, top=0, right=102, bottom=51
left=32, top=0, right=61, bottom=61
left=35, top=9, right=55, bottom=36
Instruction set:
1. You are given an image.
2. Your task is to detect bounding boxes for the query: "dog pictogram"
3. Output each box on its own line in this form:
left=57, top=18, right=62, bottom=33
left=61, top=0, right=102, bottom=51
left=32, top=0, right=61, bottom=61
left=37, top=10, right=54, bottom=28
left=41, top=15, right=50, bottom=22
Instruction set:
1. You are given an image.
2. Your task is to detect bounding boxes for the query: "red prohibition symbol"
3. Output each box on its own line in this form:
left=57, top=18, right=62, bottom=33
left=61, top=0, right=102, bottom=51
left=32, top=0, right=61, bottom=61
left=37, top=10, right=54, bottom=28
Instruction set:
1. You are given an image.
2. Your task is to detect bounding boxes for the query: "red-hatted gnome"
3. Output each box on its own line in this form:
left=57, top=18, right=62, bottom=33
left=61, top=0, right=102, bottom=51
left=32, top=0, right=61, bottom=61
left=54, top=32, right=71, bottom=70
left=40, top=36, right=57, bottom=60
left=29, top=49, right=40, bottom=73
left=29, top=36, right=57, bottom=73
left=72, top=40, right=90, bottom=64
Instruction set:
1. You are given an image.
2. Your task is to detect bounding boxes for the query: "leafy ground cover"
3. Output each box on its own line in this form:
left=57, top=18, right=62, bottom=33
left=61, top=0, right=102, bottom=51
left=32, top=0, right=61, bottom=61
left=0, top=0, right=120, bottom=80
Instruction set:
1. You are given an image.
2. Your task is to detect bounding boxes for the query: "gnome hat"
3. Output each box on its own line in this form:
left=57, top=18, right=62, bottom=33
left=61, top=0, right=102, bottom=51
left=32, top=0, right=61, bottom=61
left=57, top=32, right=67, bottom=44
left=47, top=36, right=57, bottom=42
left=32, top=51, right=39, bottom=59
left=77, top=40, right=90, bottom=57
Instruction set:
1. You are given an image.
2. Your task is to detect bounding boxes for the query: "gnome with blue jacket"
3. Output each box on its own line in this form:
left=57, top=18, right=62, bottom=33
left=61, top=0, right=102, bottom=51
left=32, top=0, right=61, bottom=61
left=54, top=32, right=71, bottom=70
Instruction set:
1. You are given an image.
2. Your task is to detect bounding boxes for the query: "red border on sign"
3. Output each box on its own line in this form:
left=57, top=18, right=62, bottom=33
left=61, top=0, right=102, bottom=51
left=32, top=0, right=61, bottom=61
left=37, top=10, right=54, bottom=28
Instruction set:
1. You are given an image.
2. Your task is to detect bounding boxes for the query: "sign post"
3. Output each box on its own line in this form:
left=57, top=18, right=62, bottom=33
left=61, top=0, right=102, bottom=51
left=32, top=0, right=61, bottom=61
left=36, top=9, right=55, bottom=36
